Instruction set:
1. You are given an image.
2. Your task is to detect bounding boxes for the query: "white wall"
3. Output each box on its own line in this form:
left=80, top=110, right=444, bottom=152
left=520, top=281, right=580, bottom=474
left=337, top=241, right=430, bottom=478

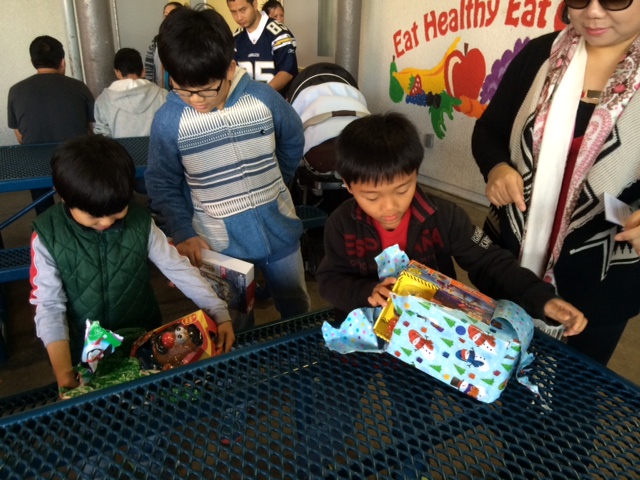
left=358, top=0, right=564, bottom=203
left=1, top=1, right=67, bottom=146
left=284, top=0, right=334, bottom=68
left=115, top=0, right=174, bottom=64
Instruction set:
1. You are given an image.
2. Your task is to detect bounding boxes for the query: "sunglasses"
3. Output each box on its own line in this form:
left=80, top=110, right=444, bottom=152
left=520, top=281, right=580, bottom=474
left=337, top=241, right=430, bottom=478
left=565, top=0, right=633, bottom=11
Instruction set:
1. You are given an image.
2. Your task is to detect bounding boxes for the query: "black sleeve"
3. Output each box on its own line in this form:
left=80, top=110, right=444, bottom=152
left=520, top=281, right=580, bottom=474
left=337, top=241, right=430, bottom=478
left=315, top=210, right=380, bottom=314
left=472, top=32, right=558, bottom=180
left=438, top=200, right=556, bottom=319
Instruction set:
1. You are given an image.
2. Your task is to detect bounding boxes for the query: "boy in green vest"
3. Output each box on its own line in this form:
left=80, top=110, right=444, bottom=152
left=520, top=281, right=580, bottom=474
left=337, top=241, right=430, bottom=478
left=29, top=135, right=234, bottom=390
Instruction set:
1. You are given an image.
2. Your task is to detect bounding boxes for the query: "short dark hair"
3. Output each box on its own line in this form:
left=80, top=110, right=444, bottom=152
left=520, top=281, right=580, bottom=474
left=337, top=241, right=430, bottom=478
left=164, top=1, right=184, bottom=11
left=51, top=135, right=135, bottom=217
left=29, top=36, right=64, bottom=69
left=158, top=7, right=234, bottom=87
left=114, top=48, right=143, bottom=77
left=335, top=112, right=424, bottom=186
left=262, top=0, right=283, bottom=14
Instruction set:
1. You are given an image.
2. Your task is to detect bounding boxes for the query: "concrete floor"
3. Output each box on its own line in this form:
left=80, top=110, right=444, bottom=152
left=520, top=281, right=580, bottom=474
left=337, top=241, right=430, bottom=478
left=1, top=187, right=638, bottom=399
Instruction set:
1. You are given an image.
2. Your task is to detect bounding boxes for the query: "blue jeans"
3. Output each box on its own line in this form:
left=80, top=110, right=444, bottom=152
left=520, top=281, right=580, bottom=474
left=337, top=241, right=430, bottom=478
left=259, top=248, right=310, bottom=319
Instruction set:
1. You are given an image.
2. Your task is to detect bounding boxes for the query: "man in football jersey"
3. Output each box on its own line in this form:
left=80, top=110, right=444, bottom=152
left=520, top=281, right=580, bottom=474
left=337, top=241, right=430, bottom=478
left=227, top=0, right=298, bottom=95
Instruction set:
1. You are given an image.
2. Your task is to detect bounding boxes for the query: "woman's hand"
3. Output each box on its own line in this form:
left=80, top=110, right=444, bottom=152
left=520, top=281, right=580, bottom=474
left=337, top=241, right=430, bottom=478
left=614, top=209, right=640, bottom=255
left=486, top=163, right=526, bottom=212
left=368, top=277, right=397, bottom=308
left=176, top=236, right=211, bottom=267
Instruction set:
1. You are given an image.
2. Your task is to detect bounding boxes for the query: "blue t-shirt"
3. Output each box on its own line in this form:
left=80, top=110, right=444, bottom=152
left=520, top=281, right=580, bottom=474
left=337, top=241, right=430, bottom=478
left=234, top=14, right=298, bottom=89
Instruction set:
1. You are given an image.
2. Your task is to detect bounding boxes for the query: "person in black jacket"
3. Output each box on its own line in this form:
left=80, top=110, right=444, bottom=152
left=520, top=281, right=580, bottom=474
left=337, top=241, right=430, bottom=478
left=315, top=112, right=587, bottom=339
left=472, top=3, right=640, bottom=365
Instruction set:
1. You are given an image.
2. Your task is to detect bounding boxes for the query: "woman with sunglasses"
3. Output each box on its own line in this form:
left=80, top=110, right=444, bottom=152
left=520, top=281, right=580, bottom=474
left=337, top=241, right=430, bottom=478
left=472, top=0, right=640, bottom=365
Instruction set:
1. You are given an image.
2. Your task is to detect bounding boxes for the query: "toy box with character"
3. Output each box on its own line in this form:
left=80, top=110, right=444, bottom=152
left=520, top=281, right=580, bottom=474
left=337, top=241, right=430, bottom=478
left=322, top=246, right=540, bottom=404
left=131, top=310, right=221, bottom=371
left=60, top=310, right=222, bottom=398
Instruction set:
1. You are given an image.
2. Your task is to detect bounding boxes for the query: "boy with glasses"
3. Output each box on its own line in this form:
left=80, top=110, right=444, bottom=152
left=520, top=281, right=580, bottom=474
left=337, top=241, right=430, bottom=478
left=145, top=7, right=310, bottom=326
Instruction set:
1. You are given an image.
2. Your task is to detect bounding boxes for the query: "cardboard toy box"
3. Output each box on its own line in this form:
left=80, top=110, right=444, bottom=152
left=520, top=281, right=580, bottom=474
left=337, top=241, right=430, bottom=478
left=200, top=250, right=255, bottom=329
left=131, top=310, right=221, bottom=371
left=374, top=261, right=534, bottom=403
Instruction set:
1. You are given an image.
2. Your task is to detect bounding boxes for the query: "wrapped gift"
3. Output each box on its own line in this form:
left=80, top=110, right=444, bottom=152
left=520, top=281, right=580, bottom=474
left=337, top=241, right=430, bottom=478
left=323, top=248, right=537, bottom=404
left=131, top=310, right=221, bottom=371
left=375, top=261, right=536, bottom=403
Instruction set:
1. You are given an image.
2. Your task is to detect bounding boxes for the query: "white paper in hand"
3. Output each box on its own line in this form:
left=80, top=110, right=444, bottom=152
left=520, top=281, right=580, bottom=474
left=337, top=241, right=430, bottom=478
left=604, top=193, right=633, bottom=227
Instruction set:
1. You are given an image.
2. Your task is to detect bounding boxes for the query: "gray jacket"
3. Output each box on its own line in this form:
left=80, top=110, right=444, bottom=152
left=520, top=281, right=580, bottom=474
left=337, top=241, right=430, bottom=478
left=94, top=78, right=167, bottom=137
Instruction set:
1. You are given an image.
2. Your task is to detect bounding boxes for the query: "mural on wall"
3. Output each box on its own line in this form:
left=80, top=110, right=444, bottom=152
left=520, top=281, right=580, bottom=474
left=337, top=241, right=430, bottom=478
left=389, top=1, right=566, bottom=139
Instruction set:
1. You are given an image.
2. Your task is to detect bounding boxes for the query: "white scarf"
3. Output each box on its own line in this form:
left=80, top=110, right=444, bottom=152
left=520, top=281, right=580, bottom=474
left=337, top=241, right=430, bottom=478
left=519, top=38, right=586, bottom=276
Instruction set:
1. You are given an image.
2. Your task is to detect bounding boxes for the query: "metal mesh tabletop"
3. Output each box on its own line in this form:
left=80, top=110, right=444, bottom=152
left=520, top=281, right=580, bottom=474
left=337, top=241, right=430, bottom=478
left=0, top=137, right=149, bottom=192
left=0, top=310, right=332, bottom=418
left=0, top=311, right=638, bottom=480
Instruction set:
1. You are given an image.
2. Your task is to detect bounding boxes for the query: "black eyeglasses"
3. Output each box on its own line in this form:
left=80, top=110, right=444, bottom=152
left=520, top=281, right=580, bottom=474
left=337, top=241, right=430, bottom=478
left=170, top=81, right=224, bottom=98
left=564, top=0, right=633, bottom=11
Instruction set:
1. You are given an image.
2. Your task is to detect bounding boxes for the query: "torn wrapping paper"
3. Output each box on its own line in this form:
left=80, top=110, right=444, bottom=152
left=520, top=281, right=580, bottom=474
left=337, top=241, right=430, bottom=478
left=375, top=243, right=410, bottom=278
left=81, top=320, right=123, bottom=374
left=322, top=245, right=539, bottom=403
left=322, top=308, right=384, bottom=354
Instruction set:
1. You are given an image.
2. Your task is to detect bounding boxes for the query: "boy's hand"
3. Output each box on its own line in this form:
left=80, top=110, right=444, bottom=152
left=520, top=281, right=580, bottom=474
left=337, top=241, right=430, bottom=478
left=614, top=209, right=640, bottom=255
left=486, top=163, right=526, bottom=212
left=57, top=370, right=80, bottom=391
left=216, top=322, right=236, bottom=353
left=177, top=236, right=211, bottom=267
left=368, top=277, right=397, bottom=308
left=543, top=298, right=588, bottom=337
left=46, top=339, right=80, bottom=391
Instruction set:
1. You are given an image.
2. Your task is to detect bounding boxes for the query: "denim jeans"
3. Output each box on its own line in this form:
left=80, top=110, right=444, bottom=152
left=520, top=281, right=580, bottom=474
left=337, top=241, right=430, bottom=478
left=258, top=248, right=310, bottom=319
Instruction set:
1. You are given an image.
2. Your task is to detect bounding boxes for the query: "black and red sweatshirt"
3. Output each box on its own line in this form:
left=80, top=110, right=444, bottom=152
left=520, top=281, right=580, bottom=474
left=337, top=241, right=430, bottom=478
left=315, top=187, right=557, bottom=322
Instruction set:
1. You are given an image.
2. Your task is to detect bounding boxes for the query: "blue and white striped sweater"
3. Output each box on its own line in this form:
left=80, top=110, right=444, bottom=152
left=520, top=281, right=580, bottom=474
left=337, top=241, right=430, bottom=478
left=146, top=70, right=304, bottom=263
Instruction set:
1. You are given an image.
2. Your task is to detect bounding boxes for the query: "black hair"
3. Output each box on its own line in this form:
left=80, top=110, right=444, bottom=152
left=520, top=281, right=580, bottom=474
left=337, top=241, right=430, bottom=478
left=164, top=1, right=184, bottom=11
left=51, top=135, right=135, bottom=217
left=561, top=3, right=570, bottom=24
left=114, top=48, right=143, bottom=77
left=157, top=7, right=234, bottom=87
left=29, top=36, right=64, bottom=69
left=262, top=0, right=283, bottom=14
left=335, top=112, right=424, bottom=186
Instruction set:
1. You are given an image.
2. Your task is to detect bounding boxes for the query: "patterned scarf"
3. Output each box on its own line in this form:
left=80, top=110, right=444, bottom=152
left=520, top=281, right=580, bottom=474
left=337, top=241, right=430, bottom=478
left=521, top=26, right=640, bottom=283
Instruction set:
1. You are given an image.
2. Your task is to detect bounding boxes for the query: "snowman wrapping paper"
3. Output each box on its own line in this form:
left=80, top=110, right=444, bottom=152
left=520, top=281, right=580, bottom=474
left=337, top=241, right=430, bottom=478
left=322, top=245, right=539, bottom=404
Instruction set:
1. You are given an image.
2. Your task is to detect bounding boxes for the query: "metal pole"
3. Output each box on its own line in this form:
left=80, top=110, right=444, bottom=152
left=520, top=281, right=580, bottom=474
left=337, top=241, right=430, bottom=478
left=74, top=0, right=117, bottom=98
left=61, top=0, right=84, bottom=81
left=335, top=0, right=362, bottom=79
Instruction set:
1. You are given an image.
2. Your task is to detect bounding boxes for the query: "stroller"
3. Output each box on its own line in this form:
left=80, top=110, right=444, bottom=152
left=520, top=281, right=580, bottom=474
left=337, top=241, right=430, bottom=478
left=287, top=63, right=370, bottom=213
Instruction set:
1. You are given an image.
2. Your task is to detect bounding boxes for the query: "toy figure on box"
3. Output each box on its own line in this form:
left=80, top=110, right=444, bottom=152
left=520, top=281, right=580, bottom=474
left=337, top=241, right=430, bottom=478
left=152, top=324, right=204, bottom=369
left=132, top=310, right=220, bottom=371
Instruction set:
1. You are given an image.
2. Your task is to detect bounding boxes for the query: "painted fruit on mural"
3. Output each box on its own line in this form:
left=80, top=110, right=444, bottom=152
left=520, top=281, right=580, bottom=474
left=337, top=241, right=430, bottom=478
left=390, top=37, right=460, bottom=99
left=444, top=43, right=486, bottom=114
left=389, top=56, right=405, bottom=103
left=479, top=37, right=529, bottom=104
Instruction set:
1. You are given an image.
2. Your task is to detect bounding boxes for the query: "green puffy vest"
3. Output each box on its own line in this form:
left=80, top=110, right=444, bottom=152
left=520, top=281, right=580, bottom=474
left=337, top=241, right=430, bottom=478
left=34, top=202, right=161, bottom=362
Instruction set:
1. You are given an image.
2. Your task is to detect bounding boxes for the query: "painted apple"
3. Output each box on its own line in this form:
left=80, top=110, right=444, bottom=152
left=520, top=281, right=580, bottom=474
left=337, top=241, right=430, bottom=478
left=444, top=43, right=486, bottom=111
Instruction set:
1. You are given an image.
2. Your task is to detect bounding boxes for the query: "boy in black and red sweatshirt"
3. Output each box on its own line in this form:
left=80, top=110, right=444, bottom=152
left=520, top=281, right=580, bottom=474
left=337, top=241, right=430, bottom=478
left=315, top=112, right=587, bottom=337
